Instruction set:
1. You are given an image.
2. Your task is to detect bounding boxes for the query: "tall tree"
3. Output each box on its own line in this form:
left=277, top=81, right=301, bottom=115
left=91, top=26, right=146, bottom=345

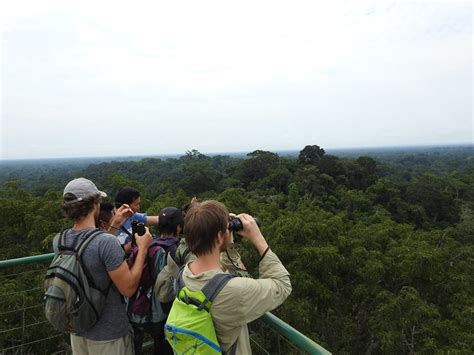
left=298, top=145, right=326, bottom=165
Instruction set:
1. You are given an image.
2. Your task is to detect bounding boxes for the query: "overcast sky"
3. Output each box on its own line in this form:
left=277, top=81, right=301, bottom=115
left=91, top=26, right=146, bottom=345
left=0, top=0, right=472, bottom=160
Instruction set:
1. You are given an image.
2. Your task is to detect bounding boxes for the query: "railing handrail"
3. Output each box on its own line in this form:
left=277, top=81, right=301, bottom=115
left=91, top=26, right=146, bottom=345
left=0, top=253, right=55, bottom=268
left=0, top=253, right=331, bottom=354
left=261, top=313, right=330, bottom=355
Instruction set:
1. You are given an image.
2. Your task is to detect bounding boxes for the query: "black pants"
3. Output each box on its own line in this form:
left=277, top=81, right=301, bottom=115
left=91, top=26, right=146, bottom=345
left=132, top=321, right=173, bottom=355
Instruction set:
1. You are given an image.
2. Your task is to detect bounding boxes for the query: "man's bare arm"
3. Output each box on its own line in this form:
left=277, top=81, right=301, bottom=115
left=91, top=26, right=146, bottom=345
left=108, top=227, right=152, bottom=297
left=146, top=215, right=159, bottom=226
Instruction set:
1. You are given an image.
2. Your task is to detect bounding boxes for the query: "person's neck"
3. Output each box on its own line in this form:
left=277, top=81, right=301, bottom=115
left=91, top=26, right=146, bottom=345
left=72, top=214, right=96, bottom=231
left=189, top=248, right=222, bottom=275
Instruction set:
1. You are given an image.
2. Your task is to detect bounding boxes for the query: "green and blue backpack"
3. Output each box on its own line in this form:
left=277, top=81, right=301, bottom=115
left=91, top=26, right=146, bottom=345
left=164, top=269, right=235, bottom=354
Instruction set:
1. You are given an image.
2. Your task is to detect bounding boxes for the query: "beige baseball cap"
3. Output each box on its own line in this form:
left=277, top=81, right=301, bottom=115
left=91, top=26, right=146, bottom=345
left=63, top=177, right=107, bottom=204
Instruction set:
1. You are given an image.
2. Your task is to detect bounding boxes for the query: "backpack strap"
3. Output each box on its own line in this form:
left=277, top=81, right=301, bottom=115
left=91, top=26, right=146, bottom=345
left=120, top=226, right=132, bottom=237
left=57, top=229, right=72, bottom=251
left=175, top=269, right=235, bottom=303
left=75, top=228, right=111, bottom=293
left=56, top=228, right=98, bottom=253
left=201, top=273, right=235, bottom=304
left=75, top=228, right=103, bottom=255
left=151, top=247, right=167, bottom=280
left=76, top=228, right=102, bottom=268
left=173, top=265, right=186, bottom=296
left=166, top=251, right=180, bottom=274
left=143, top=243, right=162, bottom=287
left=201, top=275, right=237, bottom=355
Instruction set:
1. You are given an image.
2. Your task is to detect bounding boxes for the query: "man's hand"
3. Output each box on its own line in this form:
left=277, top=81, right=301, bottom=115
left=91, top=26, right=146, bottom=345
left=135, top=226, right=153, bottom=251
left=109, top=226, right=152, bottom=298
left=236, top=214, right=263, bottom=240
left=114, top=204, right=134, bottom=225
left=107, top=204, right=134, bottom=235
left=236, top=213, right=268, bottom=256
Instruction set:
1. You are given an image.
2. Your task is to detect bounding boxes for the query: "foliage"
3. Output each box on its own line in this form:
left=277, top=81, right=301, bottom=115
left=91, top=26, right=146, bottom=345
left=0, top=145, right=473, bottom=353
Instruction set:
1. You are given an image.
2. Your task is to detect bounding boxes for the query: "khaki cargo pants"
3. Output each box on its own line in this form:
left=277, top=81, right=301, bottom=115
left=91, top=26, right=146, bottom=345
left=70, top=328, right=134, bottom=355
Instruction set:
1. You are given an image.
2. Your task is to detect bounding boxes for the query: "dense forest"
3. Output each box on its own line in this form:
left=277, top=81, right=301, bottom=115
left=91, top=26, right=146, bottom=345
left=1, top=145, right=473, bottom=353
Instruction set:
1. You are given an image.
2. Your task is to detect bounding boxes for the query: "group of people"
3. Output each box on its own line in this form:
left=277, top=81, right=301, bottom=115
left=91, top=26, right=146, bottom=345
left=54, top=177, right=292, bottom=354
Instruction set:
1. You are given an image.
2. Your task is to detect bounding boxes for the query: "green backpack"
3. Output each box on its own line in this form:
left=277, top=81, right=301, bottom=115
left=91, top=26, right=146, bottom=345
left=164, top=269, right=235, bottom=354
left=44, top=228, right=110, bottom=333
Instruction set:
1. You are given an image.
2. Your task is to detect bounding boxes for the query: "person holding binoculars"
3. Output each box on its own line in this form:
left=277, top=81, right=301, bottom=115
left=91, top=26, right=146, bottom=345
left=165, top=200, right=292, bottom=354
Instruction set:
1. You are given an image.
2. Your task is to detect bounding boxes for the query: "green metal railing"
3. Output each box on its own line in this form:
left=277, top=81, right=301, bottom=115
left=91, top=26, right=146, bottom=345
left=0, top=254, right=331, bottom=355
left=260, top=313, right=330, bottom=354
left=0, top=253, right=55, bottom=268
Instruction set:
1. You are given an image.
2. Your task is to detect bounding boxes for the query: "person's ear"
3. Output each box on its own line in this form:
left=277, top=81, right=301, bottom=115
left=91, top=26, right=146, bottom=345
left=217, top=230, right=225, bottom=246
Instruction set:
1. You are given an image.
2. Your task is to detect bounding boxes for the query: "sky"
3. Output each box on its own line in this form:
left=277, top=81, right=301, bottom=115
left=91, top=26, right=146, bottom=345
left=0, top=0, right=472, bottom=160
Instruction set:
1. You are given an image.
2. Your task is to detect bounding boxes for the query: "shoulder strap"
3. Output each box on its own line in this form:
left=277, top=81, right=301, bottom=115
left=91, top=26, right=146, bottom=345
left=150, top=246, right=167, bottom=281
left=57, top=229, right=70, bottom=251
left=201, top=273, right=235, bottom=303
left=120, top=225, right=132, bottom=237
left=75, top=228, right=110, bottom=292
left=57, top=228, right=98, bottom=253
left=175, top=269, right=235, bottom=303
left=166, top=251, right=179, bottom=273
left=174, top=265, right=186, bottom=296
left=76, top=228, right=103, bottom=256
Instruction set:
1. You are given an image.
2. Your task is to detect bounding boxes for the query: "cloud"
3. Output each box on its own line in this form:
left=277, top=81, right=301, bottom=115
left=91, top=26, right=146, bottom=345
left=1, top=0, right=472, bottom=159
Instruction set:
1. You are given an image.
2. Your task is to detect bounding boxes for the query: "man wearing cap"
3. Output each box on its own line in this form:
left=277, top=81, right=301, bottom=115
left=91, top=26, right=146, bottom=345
left=56, top=177, right=153, bottom=354
left=112, top=186, right=160, bottom=253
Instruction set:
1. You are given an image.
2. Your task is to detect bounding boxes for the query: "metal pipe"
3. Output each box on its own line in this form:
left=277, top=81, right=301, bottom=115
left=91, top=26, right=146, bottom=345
left=0, top=253, right=54, bottom=268
left=261, top=313, right=331, bottom=355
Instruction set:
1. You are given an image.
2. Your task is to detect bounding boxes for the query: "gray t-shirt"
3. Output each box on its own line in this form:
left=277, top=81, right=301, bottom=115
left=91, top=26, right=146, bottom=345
left=53, top=228, right=128, bottom=341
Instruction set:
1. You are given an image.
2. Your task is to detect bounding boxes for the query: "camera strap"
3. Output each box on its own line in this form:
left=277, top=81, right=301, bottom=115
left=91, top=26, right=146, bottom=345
left=120, top=226, right=132, bottom=237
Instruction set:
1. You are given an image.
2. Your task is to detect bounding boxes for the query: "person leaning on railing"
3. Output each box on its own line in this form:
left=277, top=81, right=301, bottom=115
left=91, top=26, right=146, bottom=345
left=55, top=178, right=153, bottom=355
left=175, top=200, right=292, bottom=354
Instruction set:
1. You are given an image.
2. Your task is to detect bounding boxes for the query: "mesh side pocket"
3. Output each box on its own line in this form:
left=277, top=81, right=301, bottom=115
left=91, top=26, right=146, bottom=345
left=44, top=285, right=69, bottom=332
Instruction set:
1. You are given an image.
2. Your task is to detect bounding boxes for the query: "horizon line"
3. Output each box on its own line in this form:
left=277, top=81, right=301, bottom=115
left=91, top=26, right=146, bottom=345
left=1, top=142, right=472, bottom=162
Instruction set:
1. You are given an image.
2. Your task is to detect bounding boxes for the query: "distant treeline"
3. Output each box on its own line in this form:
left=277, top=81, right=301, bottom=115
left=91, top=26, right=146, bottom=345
left=1, top=145, right=472, bottom=194
left=0, top=144, right=473, bottom=353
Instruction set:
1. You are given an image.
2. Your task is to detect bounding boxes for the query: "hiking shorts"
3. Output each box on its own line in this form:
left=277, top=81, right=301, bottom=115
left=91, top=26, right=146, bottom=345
left=70, top=328, right=134, bottom=355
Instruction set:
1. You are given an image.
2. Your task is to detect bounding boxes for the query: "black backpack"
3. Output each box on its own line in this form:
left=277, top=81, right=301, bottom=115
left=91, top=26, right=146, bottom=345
left=44, top=228, right=110, bottom=333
